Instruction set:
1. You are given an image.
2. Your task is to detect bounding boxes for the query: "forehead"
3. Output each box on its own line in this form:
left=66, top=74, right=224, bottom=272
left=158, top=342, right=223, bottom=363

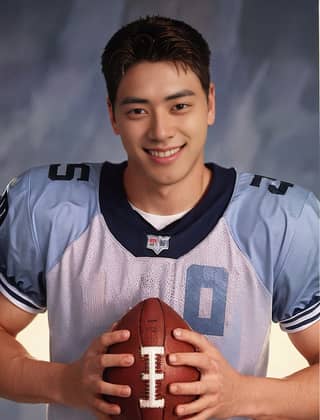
left=115, top=61, right=204, bottom=104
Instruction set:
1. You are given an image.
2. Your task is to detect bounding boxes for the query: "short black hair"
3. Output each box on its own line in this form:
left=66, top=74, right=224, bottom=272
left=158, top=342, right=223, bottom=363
left=101, top=15, right=211, bottom=108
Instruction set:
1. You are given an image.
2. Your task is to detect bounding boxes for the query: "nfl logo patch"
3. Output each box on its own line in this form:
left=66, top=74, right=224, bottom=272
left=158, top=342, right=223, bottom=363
left=146, top=235, right=170, bottom=255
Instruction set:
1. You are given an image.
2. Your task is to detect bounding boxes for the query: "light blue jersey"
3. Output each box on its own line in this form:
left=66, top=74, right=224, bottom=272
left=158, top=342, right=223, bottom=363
left=0, top=161, right=319, bottom=420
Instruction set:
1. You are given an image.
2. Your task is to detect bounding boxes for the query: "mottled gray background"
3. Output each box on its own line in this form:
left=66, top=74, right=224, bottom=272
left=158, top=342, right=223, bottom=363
left=0, top=0, right=318, bottom=418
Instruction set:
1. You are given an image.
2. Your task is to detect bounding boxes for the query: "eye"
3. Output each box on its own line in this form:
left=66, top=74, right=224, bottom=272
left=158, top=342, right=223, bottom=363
left=126, top=108, right=147, bottom=119
left=172, top=103, right=190, bottom=112
left=127, top=108, right=146, bottom=115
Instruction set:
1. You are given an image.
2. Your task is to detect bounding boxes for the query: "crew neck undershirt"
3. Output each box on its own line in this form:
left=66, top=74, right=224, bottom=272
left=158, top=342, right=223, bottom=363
left=129, top=203, right=190, bottom=230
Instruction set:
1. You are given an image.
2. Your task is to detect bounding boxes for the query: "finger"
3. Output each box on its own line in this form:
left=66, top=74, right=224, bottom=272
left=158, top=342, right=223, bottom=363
left=94, top=378, right=131, bottom=398
left=89, top=330, right=130, bottom=355
left=92, top=396, right=121, bottom=416
left=110, top=321, right=118, bottom=330
left=169, top=351, right=216, bottom=371
left=173, top=328, right=215, bottom=353
left=83, top=353, right=134, bottom=377
left=170, top=380, right=206, bottom=396
left=98, top=353, right=134, bottom=369
left=175, top=396, right=212, bottom=417
left=101, top=329, right=131, bottom=348
left=94, top=409, right=113, bottom=420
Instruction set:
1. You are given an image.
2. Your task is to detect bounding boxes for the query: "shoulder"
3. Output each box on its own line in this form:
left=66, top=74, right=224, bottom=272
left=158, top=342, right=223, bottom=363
left=225, top=170, right=317, bottom=237
left=5, top=162, right=102, bottom=212
left=225, top=170, right=319, bottom=331
left=225, top=170, right=319, bottom=291
left=30, top=162, right=102, bottom=199
left=228, top=171, right=313, bottom=219
left=0, top=161, right=118, bottom=313
left=1, top=162, right=105, bottom=268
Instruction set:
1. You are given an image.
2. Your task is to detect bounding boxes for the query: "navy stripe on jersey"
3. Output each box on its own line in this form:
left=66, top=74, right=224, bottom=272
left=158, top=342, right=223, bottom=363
left=281, top=299, right=320, bottom=325
left=0, top=190, right=8, bottom=226
left=0, top=273, right=44, bottom=311
left=99, top=162, right=236, bottom=258
left=280, top=300, right=320, bottom=331
left=284, top=312, right=319, bottom=331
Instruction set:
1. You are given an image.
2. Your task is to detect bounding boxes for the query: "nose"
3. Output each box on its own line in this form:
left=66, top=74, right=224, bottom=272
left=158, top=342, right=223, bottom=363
left=147, top=110, right=175, bottom=142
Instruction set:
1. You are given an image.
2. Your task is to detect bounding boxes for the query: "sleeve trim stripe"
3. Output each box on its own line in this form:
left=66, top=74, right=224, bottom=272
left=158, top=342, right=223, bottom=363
left=0, top=287, right=44, bottom=314
left=0, top=274, right=45, bottom=311
left=281, top=312, right=319, bottom=332
left=280, top=300, right=320, bottom=325
left=280, top=303, right=319, bottom=329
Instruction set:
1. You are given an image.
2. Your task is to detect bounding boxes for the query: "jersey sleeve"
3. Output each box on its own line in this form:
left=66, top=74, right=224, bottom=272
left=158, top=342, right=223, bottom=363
left=0, top=173, right=46, bottom=313
left=272, top=192, right=319, bottom=332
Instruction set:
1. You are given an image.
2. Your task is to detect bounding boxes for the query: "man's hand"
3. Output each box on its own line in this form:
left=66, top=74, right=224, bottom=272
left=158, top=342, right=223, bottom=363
left=60, top=328, right=134, bottom=418
left=169, top=328, right=244, bottom=420
left=169, top=326, right=319, bottom=420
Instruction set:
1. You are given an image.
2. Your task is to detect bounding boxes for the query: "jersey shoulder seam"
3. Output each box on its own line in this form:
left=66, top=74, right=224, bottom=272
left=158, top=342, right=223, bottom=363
left=273, top=190, right=313, bottom=289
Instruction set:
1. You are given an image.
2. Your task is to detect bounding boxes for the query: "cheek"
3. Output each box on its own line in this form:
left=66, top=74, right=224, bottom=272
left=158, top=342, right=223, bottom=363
left=121, top=118, right=148, bottom=139
left=181, top=112, right=208, bottom=144
left=118, top=123, right=147, bottom=153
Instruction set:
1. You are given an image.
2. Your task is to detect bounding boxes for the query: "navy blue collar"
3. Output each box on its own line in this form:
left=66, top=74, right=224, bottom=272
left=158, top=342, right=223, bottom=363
left=99, top=161, right=236, bottom=258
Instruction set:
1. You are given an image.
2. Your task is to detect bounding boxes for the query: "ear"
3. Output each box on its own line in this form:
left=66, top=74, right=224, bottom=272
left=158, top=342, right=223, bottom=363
left=207, top=83, right=215, bottom=126
left=107, top=98, right=120, bottom=135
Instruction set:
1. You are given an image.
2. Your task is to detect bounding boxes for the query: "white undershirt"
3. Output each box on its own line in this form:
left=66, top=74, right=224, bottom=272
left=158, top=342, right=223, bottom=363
left=129, top=203, right=190, bottom=230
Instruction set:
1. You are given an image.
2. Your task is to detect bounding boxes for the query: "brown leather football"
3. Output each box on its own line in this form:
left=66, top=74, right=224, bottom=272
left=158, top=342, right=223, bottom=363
left=103, top=297, right=199, bottom=419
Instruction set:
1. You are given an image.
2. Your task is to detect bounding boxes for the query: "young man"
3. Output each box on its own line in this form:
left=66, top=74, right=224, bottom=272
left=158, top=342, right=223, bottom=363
left=0, top=16, right=318, bottom=420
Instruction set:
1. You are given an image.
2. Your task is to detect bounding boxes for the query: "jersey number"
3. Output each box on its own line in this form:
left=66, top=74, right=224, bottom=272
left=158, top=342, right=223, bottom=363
left=0, top=190, right=8, bottom=226
left=48, top=164, right=90, bottom=181
left=250, top=174, right=293, bottom=195
left=184, top=265, right=228, bottom=336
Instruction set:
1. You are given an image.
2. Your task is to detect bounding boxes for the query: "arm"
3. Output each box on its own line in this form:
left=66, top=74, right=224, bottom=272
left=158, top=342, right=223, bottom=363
left=0, top=293, right=57, bottom=404
left=169, top=324, right=319, bottom=420
left=245, top=322, right=319, bottom=420
left=0, top=293, right=134, bottom=417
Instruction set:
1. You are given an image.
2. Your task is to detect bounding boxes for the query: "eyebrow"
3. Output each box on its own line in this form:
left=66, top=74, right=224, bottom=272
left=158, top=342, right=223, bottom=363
left=119, top=89, right=195, bottom=106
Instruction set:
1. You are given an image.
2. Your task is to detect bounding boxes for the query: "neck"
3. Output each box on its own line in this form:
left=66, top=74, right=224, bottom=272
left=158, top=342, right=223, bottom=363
left=123, top=164, right=212, bottom=215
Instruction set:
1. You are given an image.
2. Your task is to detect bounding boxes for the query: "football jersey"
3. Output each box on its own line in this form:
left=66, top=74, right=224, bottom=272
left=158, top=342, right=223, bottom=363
left=0, top=161, right=319, bottom=420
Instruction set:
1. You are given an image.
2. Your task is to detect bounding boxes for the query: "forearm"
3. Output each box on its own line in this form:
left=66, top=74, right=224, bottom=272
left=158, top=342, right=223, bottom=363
left=0, top=328, right=66, bottom=404
left=239, top=363, right=319, bottom=420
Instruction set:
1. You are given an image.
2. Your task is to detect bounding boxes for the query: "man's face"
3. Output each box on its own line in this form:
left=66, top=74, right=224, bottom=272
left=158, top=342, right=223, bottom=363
left=109, top=61, right=215, bottom=189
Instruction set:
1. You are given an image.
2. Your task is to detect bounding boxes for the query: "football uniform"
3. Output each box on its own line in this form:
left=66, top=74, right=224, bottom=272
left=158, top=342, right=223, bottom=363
left=0, top=161, right=319, bottom=420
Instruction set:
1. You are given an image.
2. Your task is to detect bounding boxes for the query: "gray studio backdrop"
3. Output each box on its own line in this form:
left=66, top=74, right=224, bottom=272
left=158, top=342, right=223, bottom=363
left=0, top=0, right=318, bottom=418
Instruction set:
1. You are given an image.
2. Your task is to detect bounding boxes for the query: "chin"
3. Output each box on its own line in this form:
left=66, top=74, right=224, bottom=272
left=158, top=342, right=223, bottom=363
left=149, top=171, right=188, bottom=188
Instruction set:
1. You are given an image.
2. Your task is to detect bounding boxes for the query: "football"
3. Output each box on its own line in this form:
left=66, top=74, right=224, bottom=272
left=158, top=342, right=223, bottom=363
left=103, top=297, right=199, bottom=419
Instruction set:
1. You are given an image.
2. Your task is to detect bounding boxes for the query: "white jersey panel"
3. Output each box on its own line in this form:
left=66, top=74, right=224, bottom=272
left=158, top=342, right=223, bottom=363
left=46, top=214, right=271, bottom=420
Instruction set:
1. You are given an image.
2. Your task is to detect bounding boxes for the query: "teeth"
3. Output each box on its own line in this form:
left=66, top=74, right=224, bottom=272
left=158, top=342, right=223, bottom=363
left=148, top=147, right=180, bottom=158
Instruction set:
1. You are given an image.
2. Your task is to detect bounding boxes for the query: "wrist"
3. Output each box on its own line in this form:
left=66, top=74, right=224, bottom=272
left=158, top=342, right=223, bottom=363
left=58, top=361, right=81, bottom=408
left=58, top=359, right=89, bottom=410
left=235, top=375, right=274, bottom=418
left=12, top=357, right=68, bottom=404
left=52, top=362, right=72, bottom=405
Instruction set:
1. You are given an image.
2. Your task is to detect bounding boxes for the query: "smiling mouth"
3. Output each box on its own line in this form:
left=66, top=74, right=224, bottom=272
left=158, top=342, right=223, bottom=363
left=144, top=144, right=186, bottom=158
